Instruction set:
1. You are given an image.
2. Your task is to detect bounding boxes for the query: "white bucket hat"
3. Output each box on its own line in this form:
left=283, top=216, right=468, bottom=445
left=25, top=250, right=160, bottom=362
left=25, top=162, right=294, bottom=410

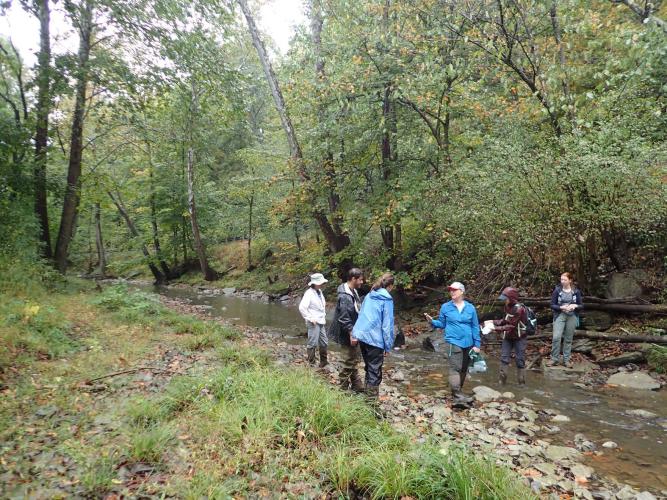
left=308, top=273, right=328, bottom=286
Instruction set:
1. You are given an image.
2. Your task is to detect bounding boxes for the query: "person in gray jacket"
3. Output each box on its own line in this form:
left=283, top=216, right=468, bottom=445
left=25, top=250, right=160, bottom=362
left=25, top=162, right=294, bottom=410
left=328, top=268, right=365, bottom=391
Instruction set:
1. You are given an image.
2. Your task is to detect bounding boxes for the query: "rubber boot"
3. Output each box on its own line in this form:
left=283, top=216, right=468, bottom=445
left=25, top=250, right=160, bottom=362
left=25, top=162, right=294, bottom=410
left=449, top=372, right=473, bottom=408
left=350, top=371, right=365, bottom=393
left=499, top=363, right=508, bottom=385
left=517, top=368, right=526, bottom=385
left=364, top=385, right=383, bottom=419
left=307, top=347, right=316, bottom=366
left=318, top=347, right=328, bottom=368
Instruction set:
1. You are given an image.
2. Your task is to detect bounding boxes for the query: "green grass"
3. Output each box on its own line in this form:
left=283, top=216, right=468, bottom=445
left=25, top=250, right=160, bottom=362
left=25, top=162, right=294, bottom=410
left=128, top=424, right=176, bottom=464
left=81, top=453, right=118, bottom=496
left=647, top=345, right=667, bottom=374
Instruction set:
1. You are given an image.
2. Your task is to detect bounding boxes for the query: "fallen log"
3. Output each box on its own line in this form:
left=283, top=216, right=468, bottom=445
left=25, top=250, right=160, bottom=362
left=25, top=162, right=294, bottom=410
left=524, top=330, right=667, bottom=344
left=521, top=300, right=667, bottom=315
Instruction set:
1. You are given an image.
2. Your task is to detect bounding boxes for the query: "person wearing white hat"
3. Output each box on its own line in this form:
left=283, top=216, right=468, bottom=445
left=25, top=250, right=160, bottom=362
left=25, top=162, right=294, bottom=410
left=299, top=273, right=329, bottom=366
left=424, top=281, right=481, bottom=408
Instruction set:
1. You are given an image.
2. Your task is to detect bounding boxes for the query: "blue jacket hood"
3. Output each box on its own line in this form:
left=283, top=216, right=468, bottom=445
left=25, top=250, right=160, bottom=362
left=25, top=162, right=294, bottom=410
left=369, top=288, right=392, bottom=301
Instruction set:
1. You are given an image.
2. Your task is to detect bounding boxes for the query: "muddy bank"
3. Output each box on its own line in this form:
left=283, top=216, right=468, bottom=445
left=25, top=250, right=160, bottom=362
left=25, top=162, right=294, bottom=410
left=161, top=295, right=665, bottom=500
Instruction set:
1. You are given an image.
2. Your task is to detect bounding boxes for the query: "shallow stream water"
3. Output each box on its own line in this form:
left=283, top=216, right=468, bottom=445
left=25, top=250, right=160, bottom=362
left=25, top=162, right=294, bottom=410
left=149, top=284, right=667, bottom=491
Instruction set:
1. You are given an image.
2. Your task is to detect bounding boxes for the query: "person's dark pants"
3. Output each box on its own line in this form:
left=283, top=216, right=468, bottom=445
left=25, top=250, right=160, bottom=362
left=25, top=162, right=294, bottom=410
left=359, top=341, right=384, bottom=387
left=339, top=343, right=364, bottom=391
left=501, top=337, right=528, bottom=368
left=445, top=342, right=471, bottom=392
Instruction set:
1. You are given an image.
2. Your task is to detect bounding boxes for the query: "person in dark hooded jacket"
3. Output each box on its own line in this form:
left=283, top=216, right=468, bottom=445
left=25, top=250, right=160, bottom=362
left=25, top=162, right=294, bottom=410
left=327, top=268, right=365, bottom=391
left=491, top=287, right=529, bottom=385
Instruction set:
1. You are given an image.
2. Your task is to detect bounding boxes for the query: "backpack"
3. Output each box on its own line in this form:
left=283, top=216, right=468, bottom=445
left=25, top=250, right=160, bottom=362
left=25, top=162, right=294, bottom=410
left=518, top=303, right=537, bottom=336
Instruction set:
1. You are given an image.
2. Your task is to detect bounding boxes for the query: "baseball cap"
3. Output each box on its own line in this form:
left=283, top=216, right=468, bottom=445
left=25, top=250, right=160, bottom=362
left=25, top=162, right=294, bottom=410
left=447, top=281, right=465, bottom=292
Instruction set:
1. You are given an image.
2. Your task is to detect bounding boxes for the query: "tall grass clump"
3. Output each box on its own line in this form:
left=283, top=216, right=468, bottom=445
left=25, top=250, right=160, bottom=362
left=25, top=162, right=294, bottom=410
left=91, top=284, right=162, bottom=323
left=647, top=345, right=667, bottom=374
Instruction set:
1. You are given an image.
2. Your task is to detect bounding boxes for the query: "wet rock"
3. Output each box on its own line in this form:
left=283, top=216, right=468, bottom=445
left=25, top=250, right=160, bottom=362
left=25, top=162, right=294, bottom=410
left=597, top=351, right=646, bottom=366
left=472, top=385, right=502, bottom=402
left=625, top=409, right=657, bottom=419
left=574, top=433, right=596, bottom=452
left=601, top=441, right=618, bottom=449
left=552, top=414, right=571, bottom=423
left=574, top=486, right=594, bottom=500
left=501, top=391, right=515, bottom=399
left=570, top=463, right=594, bottom=479
left=634, top=492, right=657, bottom=500
left=390, top=370, right=406, bottom=382
left=543, top=445, right=580, bottom=462
left=615, top=484, right=640, bottom=500
left=424, top=405, right=452, bottom=422
left=591, top=490, right=613, bottom=500
left=222, top=287, right=236, bottom=295
left=606, top=371, right=660, bottom=390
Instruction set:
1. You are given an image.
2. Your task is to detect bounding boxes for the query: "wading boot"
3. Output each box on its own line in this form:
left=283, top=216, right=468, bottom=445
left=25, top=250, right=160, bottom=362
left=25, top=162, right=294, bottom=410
left=307, top=347, right=316, bottom=366
left=350, top=371, right=365, bottom=393
left=499, top=364, right=508, bottom=385
left=449, top=373, right=473, bottom=408
left=517, top=368, right=526, bottom=385
left=365, top=385, right=384, bottom=419
left=318, top=347, right=328, bottom=368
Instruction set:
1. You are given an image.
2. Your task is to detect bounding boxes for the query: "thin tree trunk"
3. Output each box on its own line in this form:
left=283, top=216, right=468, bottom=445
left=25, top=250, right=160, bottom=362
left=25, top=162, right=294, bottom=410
left=94, top=202, right=106, bottom=277
left=237, top=0, right=349, bottom=255
left=54, top=0, right=93, bottom=272
left=107, top=190, right=166, bottom=284
left=147, top=151, right=171, bottom=277
left=34, top=0, right=52, bottom=258
left=186, top=149, right=217, bottom=281
left=247, top=193, right=254, bottom=270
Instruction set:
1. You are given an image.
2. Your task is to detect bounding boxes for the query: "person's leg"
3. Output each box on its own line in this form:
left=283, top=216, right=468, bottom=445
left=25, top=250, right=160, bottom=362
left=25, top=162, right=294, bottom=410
left=360, top=342, right=384, bottom=390
left=516, top=337, right=528, bottom=384
left=562, top=315, right=577, bottom=365
left=499, top=339, right=511, bottom=384
left=445, top=342, right=472, bottom=406
left=318, top=324, right=329, bottom=367
left=339, top=343, right=363, bottom=391
left=550, top=314, right=566, bottom=364
left=459, top=346, right=471, bottom=389
left=306, top=322, right=318, bottom=365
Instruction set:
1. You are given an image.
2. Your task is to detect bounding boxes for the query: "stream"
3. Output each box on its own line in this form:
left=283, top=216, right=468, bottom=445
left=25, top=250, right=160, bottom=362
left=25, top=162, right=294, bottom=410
left=148, top=284, right=667, bottom=491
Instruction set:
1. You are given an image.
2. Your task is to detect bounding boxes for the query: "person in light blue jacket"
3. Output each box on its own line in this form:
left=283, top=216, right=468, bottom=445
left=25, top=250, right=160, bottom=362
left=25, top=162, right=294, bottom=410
left=352, top=273, right=395, bottom=401
left=425, top=281, right=481, bottom=408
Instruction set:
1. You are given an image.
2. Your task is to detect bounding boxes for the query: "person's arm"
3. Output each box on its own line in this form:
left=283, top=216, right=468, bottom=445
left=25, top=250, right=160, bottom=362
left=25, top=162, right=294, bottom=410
left=574, top=290, right=584, bottom=311
left=431, top=304, right=447, bottom=329
left=550, top=287, right=561, bottom=313
left=298, top=290, right=313, bottom=323
left=471, top=305, right=481, bottom=349
left=493, top=306, right=522, bottom=333
left=381, top=300, right=395, bottom=352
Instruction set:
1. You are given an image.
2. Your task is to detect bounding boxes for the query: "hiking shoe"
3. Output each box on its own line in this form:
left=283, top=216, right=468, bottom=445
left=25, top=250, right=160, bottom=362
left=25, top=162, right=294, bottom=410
left=564, top=360, right=574, bottom=369
left=545, top=359, right=558, bottom=367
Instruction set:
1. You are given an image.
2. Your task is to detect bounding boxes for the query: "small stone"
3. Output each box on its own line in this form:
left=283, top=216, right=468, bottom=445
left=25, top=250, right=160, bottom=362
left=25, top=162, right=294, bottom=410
left=634, top=492, right=657, bottom=500
left=570, top=463, right=594, bottom=479
left=502, top=391, right=515, bottom=399
left=625, top=409, right=657, bottom=419
left=590, top=490, right=613, bottom=500
left=606, top=371, right=660, bottom=390
left=552, top=414, right=571, bottom=423
left=544, top=445, right=580, bottom=462
left=614, top=485, right=639, bottom=500
left=35, top=405, right=57, bottom=418
left=390, top=370, right=406, bottom=382
left=472, top=385, right=502, bottom=402
left=601, top=441, right=618, bottom=449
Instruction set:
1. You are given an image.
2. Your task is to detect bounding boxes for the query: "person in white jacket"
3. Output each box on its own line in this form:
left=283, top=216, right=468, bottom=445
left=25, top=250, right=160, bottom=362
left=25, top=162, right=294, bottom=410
left=299, top=273, right=328, bottom=367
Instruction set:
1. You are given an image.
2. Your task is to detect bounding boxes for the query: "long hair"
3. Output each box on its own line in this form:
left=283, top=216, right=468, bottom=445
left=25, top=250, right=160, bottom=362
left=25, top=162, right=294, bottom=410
left=561, top=271, right=575, bottom=282
left=372, top=273, right=395, bottom=291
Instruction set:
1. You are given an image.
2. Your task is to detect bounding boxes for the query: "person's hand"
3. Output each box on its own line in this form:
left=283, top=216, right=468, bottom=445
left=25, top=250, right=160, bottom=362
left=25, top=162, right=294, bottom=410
left=384, top=351, right=388, bottom=357
left=350, top=334, right=358, bottom=347
left=472, top=347, right=481, bottom=353
left=424, top=313, right=433, bottom=322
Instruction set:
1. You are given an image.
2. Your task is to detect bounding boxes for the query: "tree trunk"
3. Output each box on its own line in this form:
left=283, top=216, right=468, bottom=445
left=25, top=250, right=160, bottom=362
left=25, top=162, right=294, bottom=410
left=237, top=0, right=350, bottom=256
left=247, top=193, right=254, bottom=271
left=107, top=191, right=166, bottom=284
left=94, top=202, right=106, bottom=277
left=34, top=0, right=52, bottom=258
left=148, top=154, right=171, bottom=277
left=54, top=0, right=93, bottom=273
left=531, top=330, right=667, bottom=345
left=186, top=149, right=217, bottom=281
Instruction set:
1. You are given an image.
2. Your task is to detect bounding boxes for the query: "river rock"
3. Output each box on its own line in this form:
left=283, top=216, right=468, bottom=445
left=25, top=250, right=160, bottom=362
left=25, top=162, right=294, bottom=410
left=501, top=391, right=515, bottom=399
left=472, top=385, right=502, bottom=402
left=222, top=287, right=236, bottom=295
left=634, top=492, right=657, bottom=500
left=606, top=271, right=644, bottom=299
left=606, top=371, right=660, bottom=390
left=601, top=441, right=618, bottom=449
left=390, top=370, right=406, bottom=382
left=614, top=484, right=640, bottom=500
left=544, top=445, right=580, bottom=462
left=552, top=414, right=571, bottom=423
left=597, top=351, right=646, bottom=366
left=424, top=405, right=452, bottom=422
left=572, top=338, right=597, bottom=354
left=579, top=311, right=613, bottom=332
left=570, top=463, right=594, bottom=479
left=625, top=409, right=657, bottom=419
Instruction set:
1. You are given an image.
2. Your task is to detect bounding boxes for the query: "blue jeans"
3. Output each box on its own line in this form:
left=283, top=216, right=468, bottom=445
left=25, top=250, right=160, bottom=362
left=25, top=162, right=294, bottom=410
left=551, top=313, right=577, bottom=363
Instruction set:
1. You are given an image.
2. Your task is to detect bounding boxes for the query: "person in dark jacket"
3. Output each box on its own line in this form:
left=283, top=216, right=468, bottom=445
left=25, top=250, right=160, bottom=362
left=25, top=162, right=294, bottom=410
left=352, top=273, right=395, bottom=401
left=327, top=268, right=365, bottom=392
left=491, top=287, right=529, bottom=385
left=547, top=272, right=583, bottom=368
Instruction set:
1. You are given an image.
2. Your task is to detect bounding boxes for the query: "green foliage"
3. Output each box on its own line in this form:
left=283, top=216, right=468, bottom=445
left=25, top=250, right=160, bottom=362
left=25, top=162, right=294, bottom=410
left=81, top=453, right=118, bottom=496
left=128, top=424, right=176, bottom=464
left=647, top=345, right=667, bottom=374
left=91, top=284, right=163, bottom=320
